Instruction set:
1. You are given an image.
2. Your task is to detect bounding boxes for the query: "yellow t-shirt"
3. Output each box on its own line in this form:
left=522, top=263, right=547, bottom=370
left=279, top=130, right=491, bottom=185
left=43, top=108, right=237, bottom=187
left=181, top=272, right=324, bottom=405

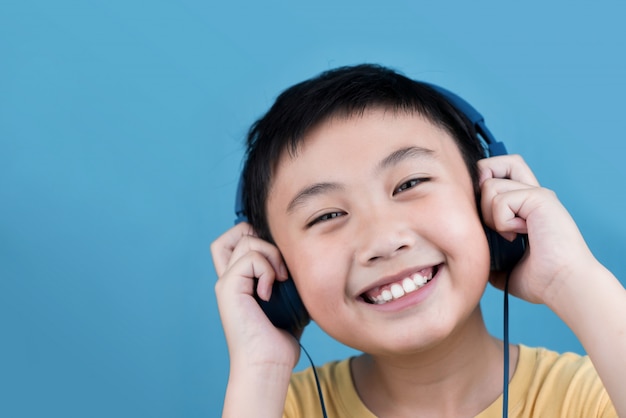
left=284, top=345, right=617, bottom=417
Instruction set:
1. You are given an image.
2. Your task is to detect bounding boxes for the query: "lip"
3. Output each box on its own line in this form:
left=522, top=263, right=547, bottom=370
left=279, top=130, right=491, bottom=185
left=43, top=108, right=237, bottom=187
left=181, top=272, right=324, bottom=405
left=356, top=264, right=443, bottom=312
left=356, top=263, right=441, bottom=298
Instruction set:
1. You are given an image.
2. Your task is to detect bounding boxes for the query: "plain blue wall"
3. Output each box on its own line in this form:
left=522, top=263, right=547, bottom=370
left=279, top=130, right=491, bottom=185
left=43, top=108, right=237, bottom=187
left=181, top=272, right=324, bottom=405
left=2, top=1, right=625, bottom=417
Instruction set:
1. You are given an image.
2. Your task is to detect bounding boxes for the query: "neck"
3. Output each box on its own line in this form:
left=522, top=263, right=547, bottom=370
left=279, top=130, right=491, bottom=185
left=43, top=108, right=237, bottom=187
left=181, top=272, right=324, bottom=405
left=351, top=308, right=516, bottom=418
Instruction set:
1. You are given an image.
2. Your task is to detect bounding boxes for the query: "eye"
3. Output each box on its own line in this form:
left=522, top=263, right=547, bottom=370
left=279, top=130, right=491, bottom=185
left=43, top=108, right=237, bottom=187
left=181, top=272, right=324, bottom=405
left=393, top=177, right=429, bottom=195
left=306, top=211, right=345, bottom=228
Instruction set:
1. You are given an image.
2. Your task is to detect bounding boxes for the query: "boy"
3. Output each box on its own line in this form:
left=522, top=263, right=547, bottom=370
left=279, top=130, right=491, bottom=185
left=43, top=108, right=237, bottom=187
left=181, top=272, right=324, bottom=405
left=211, top=64, right=624, bottom=417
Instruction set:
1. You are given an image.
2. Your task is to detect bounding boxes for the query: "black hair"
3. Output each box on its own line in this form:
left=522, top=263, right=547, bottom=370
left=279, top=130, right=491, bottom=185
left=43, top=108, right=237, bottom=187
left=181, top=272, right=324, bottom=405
left=242, top=64, right=486, bottom=242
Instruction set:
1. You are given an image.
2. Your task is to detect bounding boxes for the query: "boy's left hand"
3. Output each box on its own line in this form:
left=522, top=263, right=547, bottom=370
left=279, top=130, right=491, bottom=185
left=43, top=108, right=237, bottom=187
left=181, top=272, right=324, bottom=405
left=478, top=154, right=596, bottom=305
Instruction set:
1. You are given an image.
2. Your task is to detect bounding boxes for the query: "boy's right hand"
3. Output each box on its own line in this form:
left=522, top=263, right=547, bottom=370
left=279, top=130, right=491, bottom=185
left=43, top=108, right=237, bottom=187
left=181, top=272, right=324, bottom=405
left=211, top=222, right=301, bottom=372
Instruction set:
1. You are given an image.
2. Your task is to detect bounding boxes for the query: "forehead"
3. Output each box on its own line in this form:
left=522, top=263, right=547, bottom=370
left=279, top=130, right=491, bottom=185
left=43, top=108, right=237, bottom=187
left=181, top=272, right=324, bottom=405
left=268, top=109, right=471, bottom=194
left=279, top=109, right=459, bottom=167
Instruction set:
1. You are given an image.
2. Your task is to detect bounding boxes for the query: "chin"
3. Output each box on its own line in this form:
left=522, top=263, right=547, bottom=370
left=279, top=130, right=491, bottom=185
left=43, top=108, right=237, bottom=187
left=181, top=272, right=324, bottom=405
left=329, top=315, right=459, bottom=357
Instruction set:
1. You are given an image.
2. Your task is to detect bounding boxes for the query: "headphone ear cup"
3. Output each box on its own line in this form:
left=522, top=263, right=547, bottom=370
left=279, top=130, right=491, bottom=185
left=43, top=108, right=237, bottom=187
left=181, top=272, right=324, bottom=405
left=485, top=226, right=527, bottom=272
left=254, top=277, right=310, bottom=334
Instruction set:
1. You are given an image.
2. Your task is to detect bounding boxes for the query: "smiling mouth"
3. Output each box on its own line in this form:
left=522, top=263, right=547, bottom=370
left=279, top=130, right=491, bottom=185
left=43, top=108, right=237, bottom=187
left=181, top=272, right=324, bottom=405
left=361, top=265, right=439, bottom=305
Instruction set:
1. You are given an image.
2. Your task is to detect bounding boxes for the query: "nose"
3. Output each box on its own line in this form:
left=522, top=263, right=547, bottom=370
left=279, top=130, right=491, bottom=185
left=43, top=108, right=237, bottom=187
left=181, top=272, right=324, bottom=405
left=355, top=206, right=416, bottom=265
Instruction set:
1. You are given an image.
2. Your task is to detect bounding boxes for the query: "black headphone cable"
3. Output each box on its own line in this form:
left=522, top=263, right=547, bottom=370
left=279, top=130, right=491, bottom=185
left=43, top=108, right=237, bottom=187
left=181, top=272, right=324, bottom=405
left=298, top=341, right=328, bottom=418
left=502, top=273, right=511, bottom=418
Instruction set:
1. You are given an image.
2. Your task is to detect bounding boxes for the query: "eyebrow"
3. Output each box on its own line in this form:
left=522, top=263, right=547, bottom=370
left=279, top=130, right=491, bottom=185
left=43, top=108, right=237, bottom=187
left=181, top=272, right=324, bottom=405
left=287, top=182, right=344, bottom=213
left=377, top=146, right=435, bottom=171
left=286, top=146, right=436, bottom=213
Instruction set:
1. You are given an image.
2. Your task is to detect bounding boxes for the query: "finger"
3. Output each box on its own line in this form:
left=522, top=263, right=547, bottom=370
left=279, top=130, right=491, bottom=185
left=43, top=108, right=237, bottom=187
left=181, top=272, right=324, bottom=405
left=478, top=154, right=540, bottom=187
left=210, top=222, right=256, bottom=277
left=494, top=186, right=560, bottom=230
left=480, top=177, right=535, bottom=233
left=216, top=250, right=279, bottom=302
left=242, top=251, right=280, bottom=302
left=226, top=234, right=288, bottom=282
left=485, top=186, right=558, bottom=241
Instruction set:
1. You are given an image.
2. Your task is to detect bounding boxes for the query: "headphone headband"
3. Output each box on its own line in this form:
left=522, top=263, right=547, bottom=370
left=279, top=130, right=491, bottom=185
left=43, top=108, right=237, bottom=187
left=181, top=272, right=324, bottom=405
left=234, top=175, right=247, bottom=225
left=426, top=84, right=508, bottom=157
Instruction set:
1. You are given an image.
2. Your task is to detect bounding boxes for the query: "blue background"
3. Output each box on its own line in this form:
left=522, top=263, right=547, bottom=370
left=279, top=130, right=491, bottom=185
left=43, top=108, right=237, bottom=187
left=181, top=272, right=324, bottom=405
left=2, top=1, right=625, bottom=416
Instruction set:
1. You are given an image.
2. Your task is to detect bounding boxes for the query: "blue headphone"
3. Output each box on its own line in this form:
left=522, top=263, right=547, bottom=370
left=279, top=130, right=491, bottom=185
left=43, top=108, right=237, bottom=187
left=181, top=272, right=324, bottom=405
left=234, top=83, right=527, bottom=334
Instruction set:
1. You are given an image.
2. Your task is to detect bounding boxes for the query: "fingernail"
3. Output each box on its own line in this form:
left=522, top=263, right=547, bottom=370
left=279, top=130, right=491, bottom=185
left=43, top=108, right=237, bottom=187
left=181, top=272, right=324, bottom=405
left=502, top=231, right=517, bottom=242
left=257, top=284, right=270, bottom=302
left=279, top=264, right=288, bottom=279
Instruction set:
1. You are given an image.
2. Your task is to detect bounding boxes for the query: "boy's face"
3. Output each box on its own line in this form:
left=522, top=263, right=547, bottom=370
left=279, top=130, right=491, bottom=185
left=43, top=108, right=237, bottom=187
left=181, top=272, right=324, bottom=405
left=266, top=109, right=491, bottom=355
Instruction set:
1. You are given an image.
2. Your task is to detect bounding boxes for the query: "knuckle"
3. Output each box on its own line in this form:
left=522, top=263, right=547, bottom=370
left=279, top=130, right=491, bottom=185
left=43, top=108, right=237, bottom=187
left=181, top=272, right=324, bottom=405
left=539, top=187, right=558, bottom=202
left=239, top=234, right=257, bottom=253
left=214, top=275, right=227, bottom=296
left=209, top=239, right=220, bottom=255
left=480, top=179, right=498, bottom=199
left=236, top=221, right=255, bottom=236
left=492, top=192, right=504, bottom=206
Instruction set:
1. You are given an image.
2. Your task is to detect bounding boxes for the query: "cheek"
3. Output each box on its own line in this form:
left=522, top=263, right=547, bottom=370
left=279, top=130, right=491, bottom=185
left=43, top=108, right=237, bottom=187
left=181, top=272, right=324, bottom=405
left=284, top=241, right=350, bottom=316
left=434, top=196, right=491, bottom=273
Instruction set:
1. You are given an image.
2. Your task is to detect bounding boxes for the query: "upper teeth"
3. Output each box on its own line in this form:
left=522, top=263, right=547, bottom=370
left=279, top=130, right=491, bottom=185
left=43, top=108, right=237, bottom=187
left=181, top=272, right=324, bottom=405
left=369, top=271, right=433, bottom=305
